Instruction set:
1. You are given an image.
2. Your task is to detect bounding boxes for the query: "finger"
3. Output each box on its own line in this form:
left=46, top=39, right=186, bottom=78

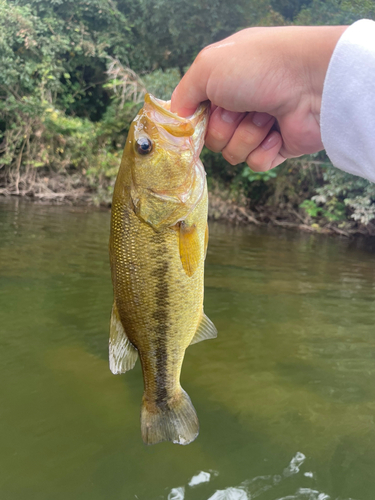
left=210, top=104, right=218, bottom=115
left=221, top=112, right=275, bottom=165
left=170, top=51, right=212, bottom=117
left=246, top=131, right=284, bottom=172
left=205, top=107, right=246, bottom=153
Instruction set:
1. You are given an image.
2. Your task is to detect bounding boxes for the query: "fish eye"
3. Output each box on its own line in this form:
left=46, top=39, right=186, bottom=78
left=136, top=137, right=153, bottom=155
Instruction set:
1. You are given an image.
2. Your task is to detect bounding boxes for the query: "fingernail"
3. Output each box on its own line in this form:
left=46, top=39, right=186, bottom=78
left=220, top=108, right=239, bottom=123
left=261, top=132, right=280, bottom=151
left=252, top=112, right=273, bottom=127
left=174, top=107, right=196, bottom=117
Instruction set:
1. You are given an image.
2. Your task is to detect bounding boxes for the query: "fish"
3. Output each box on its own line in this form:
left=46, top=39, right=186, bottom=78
left=109, top=93, right=217, bottom=446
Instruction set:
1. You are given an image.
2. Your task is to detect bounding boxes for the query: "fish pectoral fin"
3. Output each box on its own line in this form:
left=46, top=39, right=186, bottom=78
left=190, top=311, right=218, bottom=345
left=109, top=303, right=138, bottom=374
left=179, top=221, right=200, bottom=277
left=204, top=223, right=209, bottom=260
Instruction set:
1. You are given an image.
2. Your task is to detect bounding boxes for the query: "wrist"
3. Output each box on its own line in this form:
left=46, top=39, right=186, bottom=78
left=306, top=26, right=348, bottom=113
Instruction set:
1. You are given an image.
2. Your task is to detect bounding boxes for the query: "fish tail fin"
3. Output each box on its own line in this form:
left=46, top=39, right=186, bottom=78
left=141, top=389, right=199, bottom=446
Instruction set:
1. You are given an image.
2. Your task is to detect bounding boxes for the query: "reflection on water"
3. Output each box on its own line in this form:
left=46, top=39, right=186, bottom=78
left=1, top=198, right=375, bottom=500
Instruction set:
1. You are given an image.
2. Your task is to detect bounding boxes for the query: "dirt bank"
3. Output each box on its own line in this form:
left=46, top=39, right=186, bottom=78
left=1, top=170, right=373, bottom=238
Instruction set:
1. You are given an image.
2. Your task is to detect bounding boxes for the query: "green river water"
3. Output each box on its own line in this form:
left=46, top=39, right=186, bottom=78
left=1, top=198, right=375, bottom=500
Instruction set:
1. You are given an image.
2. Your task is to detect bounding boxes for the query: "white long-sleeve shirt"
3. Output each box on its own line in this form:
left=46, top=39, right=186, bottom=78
left=321, top=19, right=375, bottom=183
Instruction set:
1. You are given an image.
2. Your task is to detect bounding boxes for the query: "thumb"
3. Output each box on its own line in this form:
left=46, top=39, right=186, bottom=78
left=170, top=55, right=210, bottom=117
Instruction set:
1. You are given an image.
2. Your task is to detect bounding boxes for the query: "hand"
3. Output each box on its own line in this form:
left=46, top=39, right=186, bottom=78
left=171, top=26, right=347, bottom=171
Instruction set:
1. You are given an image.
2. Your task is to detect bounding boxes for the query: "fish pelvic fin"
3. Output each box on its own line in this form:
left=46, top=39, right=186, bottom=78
left=109, top=302, right=138, bottom=374
left=190, top=311, right=218, bottom=346
left=141, top=389, right=199, bottom=446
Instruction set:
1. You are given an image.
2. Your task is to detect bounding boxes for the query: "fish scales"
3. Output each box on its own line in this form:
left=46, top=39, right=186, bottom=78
left=109, top=94, right=217, bottom=445
left=112, top=195, right=206, bottom=403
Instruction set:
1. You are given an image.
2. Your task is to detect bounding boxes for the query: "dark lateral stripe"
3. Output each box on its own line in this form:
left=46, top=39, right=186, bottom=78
left=151, top=252, right=170, bottom=408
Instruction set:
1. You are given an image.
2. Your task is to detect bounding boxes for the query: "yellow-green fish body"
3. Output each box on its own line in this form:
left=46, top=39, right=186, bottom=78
left=109, top=94, right=217, bottom=445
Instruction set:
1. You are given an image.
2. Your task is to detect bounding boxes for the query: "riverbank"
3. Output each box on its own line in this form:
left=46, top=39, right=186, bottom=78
left=208, top=191, right=375, bottom=238
left=2, top=168, right=374, bottom=238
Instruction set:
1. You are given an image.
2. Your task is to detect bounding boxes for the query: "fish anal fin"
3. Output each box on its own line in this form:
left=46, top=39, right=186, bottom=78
left=109, top=303, right=138, bottom=374
left=190, top=312, right=218, bottom=345
left=179, top=221, right=200, bottom=277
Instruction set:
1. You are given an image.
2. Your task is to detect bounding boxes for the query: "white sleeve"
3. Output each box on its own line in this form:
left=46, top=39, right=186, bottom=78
left=321, top=19, right=375, bottom=183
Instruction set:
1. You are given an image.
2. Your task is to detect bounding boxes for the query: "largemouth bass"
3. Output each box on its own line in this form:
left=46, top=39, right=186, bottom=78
left=109, top=94, right=217, bottom=446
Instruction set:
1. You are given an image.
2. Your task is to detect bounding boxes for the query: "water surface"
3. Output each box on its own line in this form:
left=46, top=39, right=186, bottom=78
left=1, top=198, right=375, bottom=500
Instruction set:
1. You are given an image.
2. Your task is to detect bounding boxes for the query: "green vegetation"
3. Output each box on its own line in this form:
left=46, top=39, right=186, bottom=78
left=0, top=0, right=374, bottom=233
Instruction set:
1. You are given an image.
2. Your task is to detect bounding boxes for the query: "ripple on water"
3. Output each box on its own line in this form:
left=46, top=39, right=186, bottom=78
left=165, top=453, right=356, bottom=500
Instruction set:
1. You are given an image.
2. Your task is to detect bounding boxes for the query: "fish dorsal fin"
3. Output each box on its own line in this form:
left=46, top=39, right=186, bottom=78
left=190, top=312, right=218, bottom=345
left=109, top=303, right=138, bottom=374
left=179, top=221, right=201, bottom=277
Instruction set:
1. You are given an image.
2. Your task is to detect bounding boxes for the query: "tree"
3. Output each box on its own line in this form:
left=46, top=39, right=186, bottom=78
left=13, top=0, right=132, bottom=119
left=270, top=0, right=312, bottom=20
left=295, top=0, right=375, bottom=25
left=121, top=0, right=272, bottom=75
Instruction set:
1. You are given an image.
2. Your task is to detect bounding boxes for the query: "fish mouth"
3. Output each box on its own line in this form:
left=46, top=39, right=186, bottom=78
left=144, top=93, right=209, bottom=138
